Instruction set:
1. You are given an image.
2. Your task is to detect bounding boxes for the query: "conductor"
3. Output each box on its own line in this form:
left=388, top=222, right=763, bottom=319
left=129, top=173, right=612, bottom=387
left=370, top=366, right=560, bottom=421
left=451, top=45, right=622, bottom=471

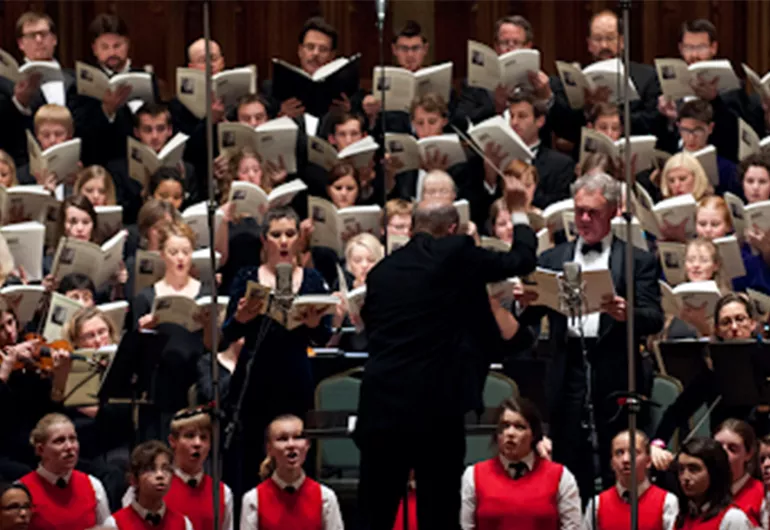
left=355, top=177, right=538, bottom=530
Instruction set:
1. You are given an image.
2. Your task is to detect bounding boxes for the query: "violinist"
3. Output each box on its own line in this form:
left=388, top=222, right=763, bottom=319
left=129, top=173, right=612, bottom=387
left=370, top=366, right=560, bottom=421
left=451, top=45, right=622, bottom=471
left=0, top=307, right=72, bottom=480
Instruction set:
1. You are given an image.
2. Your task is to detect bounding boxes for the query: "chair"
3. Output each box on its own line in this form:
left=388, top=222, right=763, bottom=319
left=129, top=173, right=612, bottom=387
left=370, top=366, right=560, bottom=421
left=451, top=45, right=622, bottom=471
left=690, top=403, right=711, bottom=438
left=650, top=374, right=683, bottom=451
left=464, top=372, right=520, bottom=466
left=314, top=367, right=362, bottom=495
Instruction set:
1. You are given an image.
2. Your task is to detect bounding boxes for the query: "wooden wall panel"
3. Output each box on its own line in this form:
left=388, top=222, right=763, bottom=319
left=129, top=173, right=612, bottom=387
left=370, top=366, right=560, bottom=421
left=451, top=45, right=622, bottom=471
left=0, top=0, right=768, bottom=100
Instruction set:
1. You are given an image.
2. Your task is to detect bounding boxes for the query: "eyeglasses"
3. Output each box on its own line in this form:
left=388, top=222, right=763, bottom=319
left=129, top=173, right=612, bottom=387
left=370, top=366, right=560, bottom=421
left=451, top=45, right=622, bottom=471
left=1, top=503, right=34, bottom=513
left=678, top=125, right=708, bottom=137
left=681, top=44, right=711, bottom=54
left=301, top=43, right=331, bottom=54
left=717, top=314, right=751, bottom=328
left=497, top=39, right=527, bottom=49
left=395, top=44, right=424, bottom=54
left=22, top=30, right=52, bottom=40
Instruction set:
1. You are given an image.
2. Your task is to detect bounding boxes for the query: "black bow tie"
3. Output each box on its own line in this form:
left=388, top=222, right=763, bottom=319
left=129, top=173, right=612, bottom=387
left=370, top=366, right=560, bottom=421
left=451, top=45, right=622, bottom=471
left=621, top=490, right=630, bottom=504
left=145, top=512, right=162, bottom=526
left=187, top=478, right=198, bottom=488
left=508, top=462, right=528, bottom=479
left=581, top=242, right=603, bottom=255
left=55, top=477, right=67, bottom=489
left=284, top=485, right=297, bottom=494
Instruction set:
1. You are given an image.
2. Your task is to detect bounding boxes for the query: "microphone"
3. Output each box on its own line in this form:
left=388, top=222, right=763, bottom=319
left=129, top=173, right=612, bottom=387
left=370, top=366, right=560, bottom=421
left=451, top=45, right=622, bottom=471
left=375, top=0, right=387, bottom=29
left=273, top=262, right=294, bottom=325
left=559, top=261, right=584, bottom=322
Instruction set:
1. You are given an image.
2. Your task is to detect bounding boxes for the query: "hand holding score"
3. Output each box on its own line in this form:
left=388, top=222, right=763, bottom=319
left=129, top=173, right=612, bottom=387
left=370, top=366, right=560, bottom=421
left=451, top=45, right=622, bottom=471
left=600, top=294, right=627, bottom=322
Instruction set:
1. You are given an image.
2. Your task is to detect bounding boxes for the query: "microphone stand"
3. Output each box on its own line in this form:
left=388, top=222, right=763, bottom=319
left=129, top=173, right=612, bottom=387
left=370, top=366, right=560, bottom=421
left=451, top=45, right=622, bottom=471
left=619, top=1, right=639, bottom=529
left=202, top=2, right=222, bottom=528
left=376, top=1, right=389, bottom=255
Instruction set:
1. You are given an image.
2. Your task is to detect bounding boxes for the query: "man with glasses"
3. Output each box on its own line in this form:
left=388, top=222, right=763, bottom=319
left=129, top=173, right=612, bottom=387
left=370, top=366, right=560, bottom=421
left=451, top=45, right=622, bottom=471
left=655, top=98, right=740, bottom=198
left=0, top=12, right=76, bottom=168
left=455, top=15, right=554, bottom=129
left=658, top=19, right=764, bottom=162
left=549, top=10, right=661, bottom=154
left=516, top=172, right=663, bottom=501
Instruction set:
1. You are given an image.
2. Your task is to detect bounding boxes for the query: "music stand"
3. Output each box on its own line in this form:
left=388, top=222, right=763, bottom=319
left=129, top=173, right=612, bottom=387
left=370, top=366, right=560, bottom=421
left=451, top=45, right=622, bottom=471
left=708, top=340, right=769, bottom=407
left=658, top=340, right=711, bottom=388
left=98, top=330, right=169, bottom=448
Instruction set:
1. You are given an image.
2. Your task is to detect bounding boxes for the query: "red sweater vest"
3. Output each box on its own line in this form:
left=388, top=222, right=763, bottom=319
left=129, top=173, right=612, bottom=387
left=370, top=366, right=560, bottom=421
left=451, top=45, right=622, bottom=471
left=392, top=489, right=418, bottom=530
left=596, top=484, right=667, bottom=530
left=112, top=505, right=187, bottom=530
left=733, top=478, right=764, bottom=527
left=257, top=477, right=323, bottom=530
left=165, top=474, right=226, bottom=530
left=474, top=457, right=563, bottom=530
left=680, top=507, right=732, bottom=530
left=21, top=470, right=97, bottom=530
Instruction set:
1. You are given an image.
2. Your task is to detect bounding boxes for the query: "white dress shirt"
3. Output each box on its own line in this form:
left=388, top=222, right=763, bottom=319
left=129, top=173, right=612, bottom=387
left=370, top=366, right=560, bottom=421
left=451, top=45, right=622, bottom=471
left=568, top=234, right=614, bottom=338
left=103, top=501, right=194, bottom=529
left=120, top=469, right=234, bottom=530
left=460, top=452, right=582, bottom=530
left=12, top=58, right=65, bottom=113
left=239, top=472, right=344, bottom=530
left=686, top=504, right=753, bottom=530
left=36, top=465, right=111, bottom=524
left=583, top=480, right=678, bottom=530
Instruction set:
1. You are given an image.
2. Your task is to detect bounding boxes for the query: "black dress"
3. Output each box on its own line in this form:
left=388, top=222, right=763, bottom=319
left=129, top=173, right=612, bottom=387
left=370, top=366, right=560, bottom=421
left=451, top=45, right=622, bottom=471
left=221, top=266, right=331, bottom=502
left=129, top=282, right=210, bottom=441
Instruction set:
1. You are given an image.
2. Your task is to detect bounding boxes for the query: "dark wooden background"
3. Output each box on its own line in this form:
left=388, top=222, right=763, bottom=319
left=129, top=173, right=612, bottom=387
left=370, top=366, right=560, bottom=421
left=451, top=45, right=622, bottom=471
left=2, top=0, right=769, bottom=100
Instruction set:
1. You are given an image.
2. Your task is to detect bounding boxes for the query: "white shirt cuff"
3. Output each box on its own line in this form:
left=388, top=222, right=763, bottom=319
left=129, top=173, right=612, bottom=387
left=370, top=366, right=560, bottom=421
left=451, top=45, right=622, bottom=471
left=12, top=96, right=32, bottom=115
left=511, top=212, right=530, bottom=227
left=103, top=107, right=117, bottom=123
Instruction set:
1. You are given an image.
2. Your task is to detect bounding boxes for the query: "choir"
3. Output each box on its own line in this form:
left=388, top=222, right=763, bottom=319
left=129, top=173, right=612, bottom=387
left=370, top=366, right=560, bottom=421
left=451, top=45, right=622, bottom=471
left=0, top=5, right=770, bottom=530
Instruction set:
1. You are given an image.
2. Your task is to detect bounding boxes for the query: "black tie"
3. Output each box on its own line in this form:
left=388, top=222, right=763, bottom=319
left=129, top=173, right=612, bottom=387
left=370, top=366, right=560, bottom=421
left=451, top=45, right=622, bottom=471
left=581, top=242, right=603, bottom=255
left=621, top=490, right=630, bottom=504
left=284, top=486, right=296, bottom=494
left=145, top=512, right=162, bottom=526
left=55, top=477, right=67, bottom=489
left=187, top=479, right=198, bottom=488
left=509, top=462, right=528, bottom=479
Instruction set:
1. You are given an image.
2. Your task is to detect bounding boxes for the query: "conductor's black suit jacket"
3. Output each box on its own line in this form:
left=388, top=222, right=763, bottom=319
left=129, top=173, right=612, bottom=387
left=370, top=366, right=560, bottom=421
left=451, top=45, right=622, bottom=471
left=356, top=222, right=537, bottom=437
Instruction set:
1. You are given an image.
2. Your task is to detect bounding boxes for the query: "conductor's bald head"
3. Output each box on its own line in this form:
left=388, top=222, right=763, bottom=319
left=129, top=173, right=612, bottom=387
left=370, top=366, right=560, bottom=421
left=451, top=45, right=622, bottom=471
left=412, top=201, right=459, bottom=238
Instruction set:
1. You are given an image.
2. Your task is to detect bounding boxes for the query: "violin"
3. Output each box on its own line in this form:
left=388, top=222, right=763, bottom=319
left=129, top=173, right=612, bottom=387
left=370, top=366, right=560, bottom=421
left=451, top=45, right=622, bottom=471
left=11, top=335, right=83, bottom=375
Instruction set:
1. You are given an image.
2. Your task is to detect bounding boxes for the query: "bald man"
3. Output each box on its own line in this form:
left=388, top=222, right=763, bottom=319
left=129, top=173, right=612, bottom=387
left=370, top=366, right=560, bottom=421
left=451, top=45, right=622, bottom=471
left=548, top=9, right=662, bottom=151
left=356, top=180, right=537, bottom=530
left=187, top=38, right=225, bottom=75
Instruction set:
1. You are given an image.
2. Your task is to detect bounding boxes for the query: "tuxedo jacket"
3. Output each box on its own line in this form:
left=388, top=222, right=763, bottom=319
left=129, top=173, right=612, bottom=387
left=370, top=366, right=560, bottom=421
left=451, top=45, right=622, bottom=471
left=532, top=145, right=576, bottom=210
left=548, top=61, right=662, bottom=145
left=521, top=237, right=664, bottom=412
left=357, top=224, right=537, bottom=436
left=0, top=69, right=77, bottom=167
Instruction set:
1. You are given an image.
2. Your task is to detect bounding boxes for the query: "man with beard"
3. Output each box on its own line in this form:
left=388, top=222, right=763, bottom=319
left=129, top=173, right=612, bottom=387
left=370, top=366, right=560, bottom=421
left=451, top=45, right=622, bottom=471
left=72, top=14, right=160, bottom=166
left=548, top=10, right=662, bottom=151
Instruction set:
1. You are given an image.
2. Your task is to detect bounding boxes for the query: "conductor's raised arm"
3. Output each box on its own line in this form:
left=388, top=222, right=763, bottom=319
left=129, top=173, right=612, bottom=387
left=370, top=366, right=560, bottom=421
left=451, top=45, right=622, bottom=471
left=461, top=174, right=538, bottom=282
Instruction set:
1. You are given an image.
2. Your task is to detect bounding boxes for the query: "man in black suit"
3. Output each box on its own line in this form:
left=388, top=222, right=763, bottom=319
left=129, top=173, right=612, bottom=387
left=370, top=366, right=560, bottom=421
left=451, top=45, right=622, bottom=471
left=518, top=171, right=663, bottom=502
left=71, top=14, right=160, bottom=166
left=549, top=10, right=662, bottom=150
left=0, top=12, right=76, bottom=167
left=355, top=178, right=537, bottom=530
left=454, top=15, right=554, bottom=135
left=657, top=19, right=760, bottom=162
left=464, top=92, right=574, bottom=221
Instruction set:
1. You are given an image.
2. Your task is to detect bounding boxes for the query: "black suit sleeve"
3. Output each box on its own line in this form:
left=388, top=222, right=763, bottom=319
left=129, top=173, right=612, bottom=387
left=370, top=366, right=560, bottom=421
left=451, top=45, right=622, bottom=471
left=453, top=81, right=495, bottom=129
left=460, top=223, right=537, bottom=282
